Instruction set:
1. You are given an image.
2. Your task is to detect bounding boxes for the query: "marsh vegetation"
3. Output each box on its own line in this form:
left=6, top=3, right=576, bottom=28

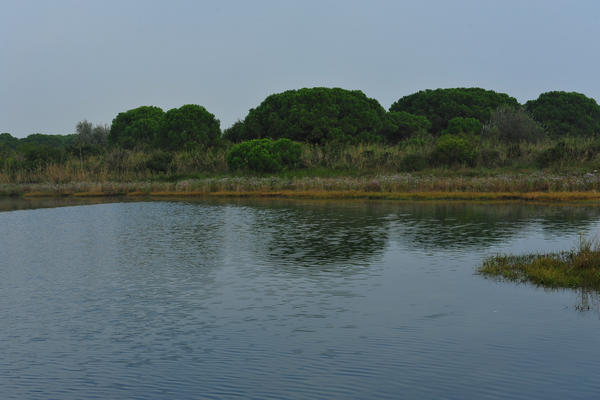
left=2, top=88, right=600, bottom=197
left=480, top=236, right=600, bottom=290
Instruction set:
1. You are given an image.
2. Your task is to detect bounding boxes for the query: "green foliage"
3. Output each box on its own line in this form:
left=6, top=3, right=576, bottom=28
left=477, top=148, right=503, bottom=168
left=400, top=153, right=428, bottom=171
left=0, top=133, right=19, bottom=150
left=235, top=87, right=387, bottom=144
left=145, top=150, right=173, bottom=173
left=381, top=111, right=431, bottom=143
left=390, top=87, right=519, bottom=134
left=443, top=117, right=482, bottom=136
left=227, top=138, right=302, bottom=172
left=17, top=143, right=66, bottom=170
left=535, top=139, right=594, bottom=167
left=430, top=134, right=477, bottom=166
left=157, top=104, right=221, bottom=150
left=270, top=137, right=302, bottom=167
left=76, top=120, right=109, bottom=147
left=222, top=120, right=247, bottom=143
left=109, top=106, right=164, bottom=149
left=483, top=105, right=546, bottom=143
left=525, top=91, right=600, bottom=137
left=20, top=133, right=78, bottom=148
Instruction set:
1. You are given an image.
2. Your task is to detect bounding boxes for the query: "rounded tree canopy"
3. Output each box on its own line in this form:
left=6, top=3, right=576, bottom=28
left=109, top=106, right=164, bottom=149
left=158, top=104, right=221, bottom=150
left=525, top=91, right=600, bottom=137
left=234, top=87, right=387, bottom=144
left=390, top=88, right=519, bottom=134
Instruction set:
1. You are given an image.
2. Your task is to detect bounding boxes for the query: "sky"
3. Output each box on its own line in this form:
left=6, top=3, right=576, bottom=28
left=2, top=0, right=600, bottom=138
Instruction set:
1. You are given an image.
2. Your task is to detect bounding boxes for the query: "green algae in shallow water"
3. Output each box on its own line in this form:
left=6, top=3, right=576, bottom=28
left=479, top=236, right=600, bottom=290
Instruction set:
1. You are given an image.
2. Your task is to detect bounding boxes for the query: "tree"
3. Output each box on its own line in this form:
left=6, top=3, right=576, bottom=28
left=234, top=87, right=387, bottom=144
left=0, top=133, right=19, bottom=150
left=222, top=120, right=247, bottom=142
left=381, top=111, right=431, bottom=143
left=109, top=106, right=164, bottom=149
left=76, top=120, right=93, bottom=144
left=525, top=91, right=600, bottom=137
left=19, top=133, right=78, bottom=148
left=157, top=104, right=221, bottom=150
left=390, top=87, right=519, bottom=134
left=482, top=105, right=546, bottom=143
left=91, top=124, right=109, bottom=146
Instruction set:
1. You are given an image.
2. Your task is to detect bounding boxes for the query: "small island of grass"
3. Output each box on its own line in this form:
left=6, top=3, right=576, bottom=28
left=479, top=237, right=600, bottom=290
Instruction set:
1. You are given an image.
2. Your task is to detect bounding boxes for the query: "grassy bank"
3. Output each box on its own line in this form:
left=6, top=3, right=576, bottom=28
left=4, top=137, right=600, bottom=184
left=4, top=139, right=600, bottom=201
left=3, top=173, right=600, bottom=201
left=479, top=237, right=600, bottom=290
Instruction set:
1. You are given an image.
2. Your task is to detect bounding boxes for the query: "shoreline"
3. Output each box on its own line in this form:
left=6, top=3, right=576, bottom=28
left=8, top=189, right=600, bottom=202
left=4, top=173, right=600, bottom=202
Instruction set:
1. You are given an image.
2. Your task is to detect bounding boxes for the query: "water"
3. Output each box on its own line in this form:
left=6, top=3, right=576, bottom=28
left=2, top=199, right=600, bottom=399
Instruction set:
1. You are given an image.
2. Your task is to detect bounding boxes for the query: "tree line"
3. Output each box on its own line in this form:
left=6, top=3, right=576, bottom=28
left=2, top=87, right=600, bottom=172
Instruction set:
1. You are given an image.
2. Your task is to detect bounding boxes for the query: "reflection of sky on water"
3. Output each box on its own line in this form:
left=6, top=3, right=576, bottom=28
left=3, top=199, right=600, bottom=399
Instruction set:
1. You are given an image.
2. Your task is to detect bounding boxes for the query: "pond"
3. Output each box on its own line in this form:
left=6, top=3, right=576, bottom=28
left=2, top=198, right=600, bottom=399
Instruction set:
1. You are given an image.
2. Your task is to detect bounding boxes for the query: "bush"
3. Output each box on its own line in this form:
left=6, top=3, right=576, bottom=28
left=477, top=148, right=503, bottom=168
left=443, top=117, right=482, bottom=136
left=17, top=143, right=66, bottom=170
left=400, top=153, right=428, bottom=171
left=145, top=150, right=173, bottom=173
left=430, top=134, right=477, bottom=166
left=536, top=140, right=584, bottom=167
left=483, top=106, right=546, bottom=143
left=104, top=149, right=130, bottom=173
left=270, top=138, right=302, bottom=168
left=227, top=138, right=302, bottom=172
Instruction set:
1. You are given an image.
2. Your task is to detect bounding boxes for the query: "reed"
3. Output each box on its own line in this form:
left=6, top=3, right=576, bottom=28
left=479, top=236, right=600, bottom=289
left=3, top=138, right=600, bottom=197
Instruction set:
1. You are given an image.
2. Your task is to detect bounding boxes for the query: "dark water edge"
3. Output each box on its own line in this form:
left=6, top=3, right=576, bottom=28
left=2, top=199, right=600, bottom=399
left=0, top=196, right=130, bottom=212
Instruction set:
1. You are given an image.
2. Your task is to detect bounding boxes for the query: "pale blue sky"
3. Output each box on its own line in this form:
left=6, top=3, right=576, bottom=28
left=2, top=0, right=599, bottom=137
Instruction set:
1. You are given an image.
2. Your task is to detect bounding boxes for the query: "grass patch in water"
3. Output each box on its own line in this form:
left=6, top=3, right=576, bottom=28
left=479, top=236, right=600, bottom=290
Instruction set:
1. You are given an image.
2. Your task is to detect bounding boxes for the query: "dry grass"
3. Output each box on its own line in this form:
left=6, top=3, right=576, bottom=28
left=8, top=182, right=600, bottom=202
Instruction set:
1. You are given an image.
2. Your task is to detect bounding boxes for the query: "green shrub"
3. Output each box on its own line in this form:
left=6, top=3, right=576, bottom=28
left=478, top=148, right=503, bottom=168
left=483, top=106, right=546, bottom=143
left=270, top=138, right=302, bottom=168
left=430, top=134, right=477, bottom=166
left=145, top=150, right=173, bottom=173
left=17, top=143, right=66, bottom=170
left=536, top=140, right=583, bottom=167
left=443, top=117, right=482, bottom=136
left=400, top=153, right=428, bottom=171
left=227, top=138, right=302, bottom=172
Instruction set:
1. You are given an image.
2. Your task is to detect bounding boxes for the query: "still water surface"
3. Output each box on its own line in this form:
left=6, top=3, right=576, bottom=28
left=2, top=199, right=600, bottom=399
